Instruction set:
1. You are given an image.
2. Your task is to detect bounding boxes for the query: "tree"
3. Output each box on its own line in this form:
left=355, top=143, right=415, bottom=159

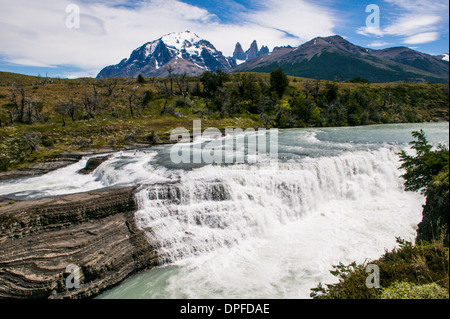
left=400, top=130, right=449, bottom=247
left=137, top=74, right=146, bottom=84
left=323, top=82, right=339, bottom=105
left=9, top=84, right=27, bottom=123
left=140, top=90, right=154, bottom=110
left=200, top=69, right=229, bottom=97
left=24, top=132, right=42, bottom=154
left=399, top=130, right=449, bottom=194
left=270, top=67, right=289, bottom=99
left=57, top=97, right=79, bottom=123
left=127, top=86, right=139, bottom=117
left=175, top=72, right=190, bottom=103
left=103, top=78, right=118, bottom=97
left=166, top=64, right=174, bottom=93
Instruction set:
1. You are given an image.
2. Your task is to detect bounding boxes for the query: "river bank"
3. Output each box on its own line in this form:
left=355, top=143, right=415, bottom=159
left=0, top=186, right=158, bottom=298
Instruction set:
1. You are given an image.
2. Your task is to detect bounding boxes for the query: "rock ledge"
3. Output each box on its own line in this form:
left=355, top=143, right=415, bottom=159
left=0, top=187, right=158, bottom=299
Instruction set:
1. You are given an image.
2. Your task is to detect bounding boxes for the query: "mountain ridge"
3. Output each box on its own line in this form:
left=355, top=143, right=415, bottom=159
left=232, top=35, right=449, bottom=83
left=97, top=32, right=448, bottom=83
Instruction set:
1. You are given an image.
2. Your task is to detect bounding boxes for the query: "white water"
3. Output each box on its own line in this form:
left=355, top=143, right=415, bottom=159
left=0, top=123, right=448, bottom=299
left=134, top=148, right=410, bottom=263
left=119, top=147, right=425, bottom=299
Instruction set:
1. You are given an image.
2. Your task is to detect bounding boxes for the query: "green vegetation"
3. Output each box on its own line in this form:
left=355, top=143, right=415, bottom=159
left=380, top=281, right=448, bottom=299
left=310, top=238, right=449, bottom=299
left=311, top=131, right=450, bottom=299
left=400, top=130, right=449, bottom=194
left=270, top=68, right=289, bottom=99
left=0, top=70, right=448, bottom=172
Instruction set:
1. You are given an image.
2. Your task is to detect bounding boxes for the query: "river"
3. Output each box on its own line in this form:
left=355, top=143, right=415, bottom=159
left=0, top=122, right=448, bottom=299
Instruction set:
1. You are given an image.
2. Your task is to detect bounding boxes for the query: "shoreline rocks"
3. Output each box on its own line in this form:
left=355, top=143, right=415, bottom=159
left=0, top=187, right=158, bottom=299
left=77, top=156, right=111, bottom=175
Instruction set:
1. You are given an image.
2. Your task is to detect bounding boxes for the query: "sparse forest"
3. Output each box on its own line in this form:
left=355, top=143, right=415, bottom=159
left=0, top=68, right=448, bottom=172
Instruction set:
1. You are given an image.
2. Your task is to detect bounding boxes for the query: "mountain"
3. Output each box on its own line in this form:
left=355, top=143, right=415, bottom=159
left=97, top=31, right=236, bottom=78
left=232, top=40, right=270, bottom=65
left=436, top=53, right=449, bottom=62
left=233, top=42, right=246, bottom=61
left=232, top=35, right=449, bottom=83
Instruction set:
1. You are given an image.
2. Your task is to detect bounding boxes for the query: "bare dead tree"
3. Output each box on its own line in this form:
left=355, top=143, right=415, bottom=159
left=24, top=132, right=42, bottom=154
left=92, top=84, right=101, bottom=112
left=10, top=84, right=27, bottom=123
left=176, top=72, right=190, bottom=102
left=82, top=94, right=96, bottom=120
left=166, top=64, right=174, bottom=93
left=67, top=97, right=78, bottom=121
left=103, top=78, right=118, bottom=97
left=127, top=86, right=139, bottom=117
left=57, top=96, right=79, bottom=123
left=154, top=78, right=175, bottom=107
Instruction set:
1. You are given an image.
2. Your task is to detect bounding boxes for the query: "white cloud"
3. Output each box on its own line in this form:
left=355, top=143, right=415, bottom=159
left=403, top=32, right=439, bottom=44
left=0, top=0, right=337, bottom=77
left=383, top=15, right=441, bottom=36
left=6, top=58, right=56, bottom=68
left=357, top=26, right=384, bottom=37
left=367, top=41, right=392, bottom=48
left=357, top=0, right=448, bottom=45
left=63, top=69, right=100, bottom=79
left=246, top=0, right=336, bottom=43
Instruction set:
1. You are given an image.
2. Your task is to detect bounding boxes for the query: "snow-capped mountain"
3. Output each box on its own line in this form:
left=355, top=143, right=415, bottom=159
left=97, top=31, right=236, bottom=78
left=438, top=53, right=449, bottom=62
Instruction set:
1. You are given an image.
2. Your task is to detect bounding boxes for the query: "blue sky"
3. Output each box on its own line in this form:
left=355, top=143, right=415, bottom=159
left=0, top=0, right=448, bottom=78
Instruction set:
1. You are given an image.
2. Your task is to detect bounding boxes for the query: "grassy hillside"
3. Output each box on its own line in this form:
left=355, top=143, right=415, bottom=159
left=0, top=70, right=448, bottom=172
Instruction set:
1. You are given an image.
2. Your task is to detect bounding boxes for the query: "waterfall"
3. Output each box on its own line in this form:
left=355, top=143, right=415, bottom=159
left=134, top=147, right=407, bottom=265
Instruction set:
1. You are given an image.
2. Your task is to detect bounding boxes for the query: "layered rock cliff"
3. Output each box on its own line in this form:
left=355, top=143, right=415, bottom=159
left=0, top=187, right=158, bottom=299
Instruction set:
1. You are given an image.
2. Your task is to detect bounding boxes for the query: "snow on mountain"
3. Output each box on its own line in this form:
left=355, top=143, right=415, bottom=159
left=97, top=31, right=236, bottom=78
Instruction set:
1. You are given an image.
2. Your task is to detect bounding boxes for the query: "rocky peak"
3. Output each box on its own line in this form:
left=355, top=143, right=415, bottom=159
left=232, top=40, right=270, bottom=63
left=246, top=40, right=259, bottom=60
left=258, top=45, right=270, bottom=56
left=233, top=42, right=246, bottom=61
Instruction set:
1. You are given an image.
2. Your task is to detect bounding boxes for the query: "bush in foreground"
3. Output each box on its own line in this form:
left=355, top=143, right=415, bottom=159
left=380, top=281, right=449, bottom=299
left=310, top=239, right=449, bottom=299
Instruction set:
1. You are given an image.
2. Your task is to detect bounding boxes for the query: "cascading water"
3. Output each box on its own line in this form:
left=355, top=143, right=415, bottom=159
left=0, top=123, right=448, bottom=299
left=134, top=147, right=406, bottom=264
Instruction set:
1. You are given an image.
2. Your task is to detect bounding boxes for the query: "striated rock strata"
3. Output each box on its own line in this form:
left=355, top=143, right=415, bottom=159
left=0, top=187, right=158, bottom=299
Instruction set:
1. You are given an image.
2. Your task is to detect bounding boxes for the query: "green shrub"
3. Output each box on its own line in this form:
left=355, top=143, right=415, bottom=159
left=311, top=239, right=449, bottom=299
left=0, top=157, right=8, bottom=171
left=380, top=281, right=449, bottom=299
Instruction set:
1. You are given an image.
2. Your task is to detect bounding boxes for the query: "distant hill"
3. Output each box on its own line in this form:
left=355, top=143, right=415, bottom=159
left=232, top=35, right=449, bottom=83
